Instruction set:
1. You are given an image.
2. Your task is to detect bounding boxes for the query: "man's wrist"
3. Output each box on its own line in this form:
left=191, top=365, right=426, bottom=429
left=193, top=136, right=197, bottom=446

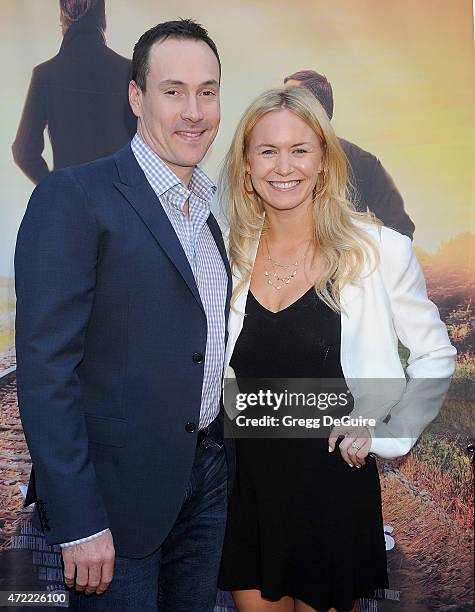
left=60, top=528, right=110, bottom=548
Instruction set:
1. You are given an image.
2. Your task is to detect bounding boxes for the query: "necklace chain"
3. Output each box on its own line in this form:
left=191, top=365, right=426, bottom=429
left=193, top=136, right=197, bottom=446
left=264, top=239, right=311, bottom=291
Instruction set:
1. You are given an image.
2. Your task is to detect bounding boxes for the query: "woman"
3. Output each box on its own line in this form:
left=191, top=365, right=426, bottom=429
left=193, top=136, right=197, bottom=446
left=217, top=87, right=456, bottom=612
left=12, top=0, right=135, bottom=185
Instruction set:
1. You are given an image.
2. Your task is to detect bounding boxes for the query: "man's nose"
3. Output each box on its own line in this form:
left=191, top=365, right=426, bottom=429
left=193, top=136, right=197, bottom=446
left=182, top=95, right=204, bottom=123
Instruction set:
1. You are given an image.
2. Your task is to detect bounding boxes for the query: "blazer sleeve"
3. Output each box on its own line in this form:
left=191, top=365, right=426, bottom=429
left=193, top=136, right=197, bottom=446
left=12, top=65, right=50, bottom=185
left=368, top=228, right=456, bottom=458
left=15, top=168, right=109, bottom=544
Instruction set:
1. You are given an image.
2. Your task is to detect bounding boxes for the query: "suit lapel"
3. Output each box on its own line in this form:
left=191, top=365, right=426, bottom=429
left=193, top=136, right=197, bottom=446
left=113, top=144, right=204, bottom=311
left=207, top=212, right=232, bottom=323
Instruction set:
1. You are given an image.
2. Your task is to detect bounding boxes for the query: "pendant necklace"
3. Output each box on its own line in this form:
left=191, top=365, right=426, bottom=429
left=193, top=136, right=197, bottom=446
left=264, top=238, right=312, bottom=291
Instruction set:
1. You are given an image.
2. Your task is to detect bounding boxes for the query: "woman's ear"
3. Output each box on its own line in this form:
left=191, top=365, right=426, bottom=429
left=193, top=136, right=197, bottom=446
left=318, top=140, right=326, bottom=174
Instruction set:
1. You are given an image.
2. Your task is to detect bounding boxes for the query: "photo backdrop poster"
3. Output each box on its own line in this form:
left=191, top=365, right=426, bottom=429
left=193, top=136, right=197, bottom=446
left=1, top=1, right=473, bottom=610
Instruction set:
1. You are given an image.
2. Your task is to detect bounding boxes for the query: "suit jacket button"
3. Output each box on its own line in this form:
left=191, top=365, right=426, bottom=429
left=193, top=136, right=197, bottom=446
left=185, top=422, right=197, bottom=433
left=192, top=352, right=204, bottom=364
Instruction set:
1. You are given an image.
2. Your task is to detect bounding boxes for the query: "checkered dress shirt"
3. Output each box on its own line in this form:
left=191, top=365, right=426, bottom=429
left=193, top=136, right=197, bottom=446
left=131, top=133, right=227, bottom=429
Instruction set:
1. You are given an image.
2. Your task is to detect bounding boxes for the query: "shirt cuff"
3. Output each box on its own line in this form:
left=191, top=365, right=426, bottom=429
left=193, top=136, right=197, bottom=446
left=59, top=528, right=110, bottom=548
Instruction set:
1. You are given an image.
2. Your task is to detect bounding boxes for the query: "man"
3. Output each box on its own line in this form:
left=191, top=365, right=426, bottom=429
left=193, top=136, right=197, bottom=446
left=12, top=0, right=135, bottom=185
left=15, top=19, right=232, bottom=611
left=285, top=70, right=415, bottom=238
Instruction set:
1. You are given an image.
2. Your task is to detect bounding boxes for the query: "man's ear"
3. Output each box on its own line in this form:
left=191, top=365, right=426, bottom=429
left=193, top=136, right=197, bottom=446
left=128, top=80, right=142, bottom=119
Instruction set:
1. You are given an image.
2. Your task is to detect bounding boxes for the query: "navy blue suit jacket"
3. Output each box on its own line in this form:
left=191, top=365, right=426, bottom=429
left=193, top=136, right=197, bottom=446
left=15, top=143, right=232, bottom=557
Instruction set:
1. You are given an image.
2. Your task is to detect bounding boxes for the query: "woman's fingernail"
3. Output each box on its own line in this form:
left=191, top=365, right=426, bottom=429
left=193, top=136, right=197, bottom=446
left=348, top=463, right=353, bottom=467
left=328, top=446, right=333, bottom=452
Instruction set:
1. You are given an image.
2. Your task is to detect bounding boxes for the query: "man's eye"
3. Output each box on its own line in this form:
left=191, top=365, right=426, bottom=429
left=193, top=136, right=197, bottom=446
left=201, top=90, right=216, bottom=96
left=164, top=90, right=180, bottom=96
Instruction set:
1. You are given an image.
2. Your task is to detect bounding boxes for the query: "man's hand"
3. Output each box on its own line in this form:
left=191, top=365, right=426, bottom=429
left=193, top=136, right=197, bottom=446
left=62, top=530, right=115, bottom=595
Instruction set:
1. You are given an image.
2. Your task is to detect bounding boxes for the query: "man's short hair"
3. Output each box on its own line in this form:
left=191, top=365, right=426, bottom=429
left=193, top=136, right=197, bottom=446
left=284, top=70, right=334, bottom=120
left=59, top=0, right=106, bottom=33
left=132, top=19, right=221, bottom=92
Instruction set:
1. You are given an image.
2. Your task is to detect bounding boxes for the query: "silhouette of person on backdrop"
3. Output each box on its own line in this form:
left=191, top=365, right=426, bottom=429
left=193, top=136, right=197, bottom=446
left=285, top=70, right=415, bottom=238
left=12, top=0, right=135, bottom=185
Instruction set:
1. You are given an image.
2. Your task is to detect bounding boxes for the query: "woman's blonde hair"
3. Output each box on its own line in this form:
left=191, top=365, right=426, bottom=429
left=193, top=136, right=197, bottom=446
left=219, top=86, right=380, bottom=312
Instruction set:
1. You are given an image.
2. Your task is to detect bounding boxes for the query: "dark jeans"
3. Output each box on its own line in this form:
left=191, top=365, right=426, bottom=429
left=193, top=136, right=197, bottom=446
left=68, top=419, right=228, bottom=611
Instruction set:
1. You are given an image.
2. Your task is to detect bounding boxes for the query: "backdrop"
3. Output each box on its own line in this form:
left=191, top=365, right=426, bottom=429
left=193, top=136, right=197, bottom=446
left=0, top=1, right=473, bottom=610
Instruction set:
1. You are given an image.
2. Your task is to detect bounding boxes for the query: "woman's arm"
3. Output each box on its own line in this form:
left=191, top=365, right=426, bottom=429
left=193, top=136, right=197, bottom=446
left=12, top=65, right=50, bottom=185
left=369, top=228, right=456, bottom=458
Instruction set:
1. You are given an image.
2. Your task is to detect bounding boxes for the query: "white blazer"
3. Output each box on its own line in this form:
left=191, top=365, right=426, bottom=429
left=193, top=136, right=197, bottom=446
left=224, top=221, right=456, bottom=459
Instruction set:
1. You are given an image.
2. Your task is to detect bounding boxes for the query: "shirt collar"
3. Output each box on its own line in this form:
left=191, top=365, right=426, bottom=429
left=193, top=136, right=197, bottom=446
left=131, top=133, right=216, bottom=203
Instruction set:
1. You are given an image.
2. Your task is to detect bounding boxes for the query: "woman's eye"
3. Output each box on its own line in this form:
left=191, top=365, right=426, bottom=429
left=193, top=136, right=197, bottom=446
left=261, top=150, right=276, bottom=156
left=293, top=149, right=307, bottom=154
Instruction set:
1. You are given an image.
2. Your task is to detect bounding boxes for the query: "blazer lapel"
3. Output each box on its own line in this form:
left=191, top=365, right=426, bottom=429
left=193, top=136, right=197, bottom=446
left=113, top=144, right=204, bottom=312
left=224, top=233, right=260, bottom=375
left=207, top=212, right=232, bottom=322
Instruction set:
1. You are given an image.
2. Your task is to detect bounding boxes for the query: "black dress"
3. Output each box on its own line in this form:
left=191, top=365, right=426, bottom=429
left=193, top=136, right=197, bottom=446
left=218, top=288, right=389, bottom=612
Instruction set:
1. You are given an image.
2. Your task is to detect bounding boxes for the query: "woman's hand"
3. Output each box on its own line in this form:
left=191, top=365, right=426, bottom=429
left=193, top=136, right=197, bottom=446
left=328, top=425, right=372, bottom=467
